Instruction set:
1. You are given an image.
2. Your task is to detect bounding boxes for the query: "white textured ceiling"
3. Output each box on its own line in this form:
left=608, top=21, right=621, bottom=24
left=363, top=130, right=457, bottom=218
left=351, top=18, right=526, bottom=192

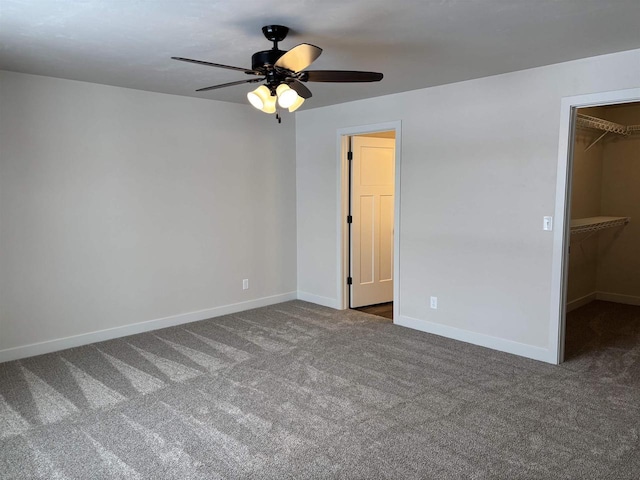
left=1, top=0, right=639, bottom=110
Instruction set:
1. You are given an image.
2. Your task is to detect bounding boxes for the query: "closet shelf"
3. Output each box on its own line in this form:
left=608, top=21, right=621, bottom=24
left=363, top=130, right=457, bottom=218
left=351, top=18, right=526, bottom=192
left=575, top=113, right=640, bottom=151
left=570, top=216, right=630, bottom=235
left=576, top=114, right=630, bottom=136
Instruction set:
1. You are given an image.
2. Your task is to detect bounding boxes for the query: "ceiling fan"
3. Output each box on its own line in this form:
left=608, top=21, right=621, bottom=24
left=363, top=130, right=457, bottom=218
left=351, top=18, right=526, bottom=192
left=172, top=25, right=383, bottom=120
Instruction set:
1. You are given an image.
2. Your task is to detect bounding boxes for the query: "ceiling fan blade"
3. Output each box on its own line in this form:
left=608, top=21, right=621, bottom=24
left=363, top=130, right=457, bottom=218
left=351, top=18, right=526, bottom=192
left=300, top=70, right=383, bottom=82
left=288, top=79, right=313, bottom=99
left=172, top=57, right=257, bottom=74
left=275, top=44, right=322, bottom=73
left=196, top=78, right=264, bottom=92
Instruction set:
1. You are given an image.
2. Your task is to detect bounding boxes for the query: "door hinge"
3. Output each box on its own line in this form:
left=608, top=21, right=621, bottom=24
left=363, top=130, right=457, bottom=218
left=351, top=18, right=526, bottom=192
left=347, top=277, right=353, bottom=285
left=347, top=151, right=353, bottom=161
left=347, top=215, right=352, bottom=224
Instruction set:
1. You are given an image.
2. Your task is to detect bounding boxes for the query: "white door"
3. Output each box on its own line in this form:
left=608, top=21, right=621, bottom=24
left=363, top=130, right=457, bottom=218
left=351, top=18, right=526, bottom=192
left=350, top=136, right=395, bottom=308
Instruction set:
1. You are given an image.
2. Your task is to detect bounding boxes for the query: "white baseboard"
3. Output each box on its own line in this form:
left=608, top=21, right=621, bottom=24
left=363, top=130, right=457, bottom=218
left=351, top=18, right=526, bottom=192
left=566, top=292, right=597, bottom=312
left=596, top=292, right=640, bottom=306
left=0, top=292, right=297, bottom=364
left=296, top=291, right=341, bottom=309
left=566, top=291, right=640, bottom=313
left=395, top=314, right=554, bottom=364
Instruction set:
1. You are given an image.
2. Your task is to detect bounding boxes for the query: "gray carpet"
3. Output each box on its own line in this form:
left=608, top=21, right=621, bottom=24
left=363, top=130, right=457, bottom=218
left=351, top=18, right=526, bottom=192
left=1, top=300, right=639, bottom=479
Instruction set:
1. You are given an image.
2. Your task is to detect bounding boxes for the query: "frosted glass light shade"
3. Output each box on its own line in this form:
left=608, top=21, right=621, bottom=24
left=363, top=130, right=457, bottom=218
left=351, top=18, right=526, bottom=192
left=247, top=85, right=271, bottom=110
left=276, top=83, right=299, bottom=109
left=261, top=93, right=277, bottom=114
left=288, top=95, right=305, bottom=112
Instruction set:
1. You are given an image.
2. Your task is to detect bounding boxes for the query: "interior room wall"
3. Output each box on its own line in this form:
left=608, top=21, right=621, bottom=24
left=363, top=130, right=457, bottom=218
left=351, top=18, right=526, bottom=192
left=566, top=107, right=605, bottom=305
left=597, top=103, right=640, bottom=302
left=0, top=71, right=297, bottom=360
left=295, top=48, right=640, bottom=363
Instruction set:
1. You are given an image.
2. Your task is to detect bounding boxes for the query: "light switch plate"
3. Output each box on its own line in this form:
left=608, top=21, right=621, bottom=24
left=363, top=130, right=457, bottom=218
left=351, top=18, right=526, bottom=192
left=543, top=216, right=553, bottom=231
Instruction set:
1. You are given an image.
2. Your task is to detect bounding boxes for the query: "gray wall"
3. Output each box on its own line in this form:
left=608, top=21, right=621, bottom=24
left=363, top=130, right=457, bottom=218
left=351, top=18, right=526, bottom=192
left=295, top=48, right=640, bottom=362
left=0, top=71, right=297, bottom=356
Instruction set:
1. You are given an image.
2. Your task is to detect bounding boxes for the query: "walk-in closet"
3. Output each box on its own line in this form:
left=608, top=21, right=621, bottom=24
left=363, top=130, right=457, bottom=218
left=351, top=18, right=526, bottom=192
left=565, top=102, right=640, bottom=368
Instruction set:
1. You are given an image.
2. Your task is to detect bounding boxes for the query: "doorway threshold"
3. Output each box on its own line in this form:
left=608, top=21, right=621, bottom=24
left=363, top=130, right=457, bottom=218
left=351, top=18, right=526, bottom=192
left=353, top=302, right=393, bottom=320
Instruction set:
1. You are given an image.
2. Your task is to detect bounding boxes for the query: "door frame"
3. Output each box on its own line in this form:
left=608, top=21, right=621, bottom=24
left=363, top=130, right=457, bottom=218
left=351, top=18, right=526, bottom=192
left=550, top=87, right=640, bottom=364
left=336, top=121, right=402, bottom=319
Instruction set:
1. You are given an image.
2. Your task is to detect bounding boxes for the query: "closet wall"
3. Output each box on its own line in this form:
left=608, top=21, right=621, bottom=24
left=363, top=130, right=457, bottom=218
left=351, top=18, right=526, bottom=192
left=567, top=103, right=640, bottom=309
left=567, top=107, right=605, bottom=304
left=597, top=104, right=640, bottom=301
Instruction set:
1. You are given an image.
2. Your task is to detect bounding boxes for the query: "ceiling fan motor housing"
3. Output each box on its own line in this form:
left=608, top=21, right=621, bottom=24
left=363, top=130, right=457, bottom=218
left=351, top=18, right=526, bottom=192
left=251, top=49, right=286, bottom=72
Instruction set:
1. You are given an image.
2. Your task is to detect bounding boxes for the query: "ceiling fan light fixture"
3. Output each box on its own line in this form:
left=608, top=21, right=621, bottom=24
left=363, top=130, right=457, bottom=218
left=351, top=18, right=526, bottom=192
left=174, top=25, right=383, bottom=121
left=287, top=95, right=305, bottom=112
left=276, top=83, right=299, bottom=109
left=247, top=85, right=271, bottom=110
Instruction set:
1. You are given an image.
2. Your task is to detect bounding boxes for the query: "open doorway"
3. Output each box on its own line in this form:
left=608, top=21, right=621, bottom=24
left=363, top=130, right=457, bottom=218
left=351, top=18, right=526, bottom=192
left=340, top=128, right=398, bottom=321
left=349, top=131, right=395, bottom=319
left=558, top=100, right=640, bottom=366
left=350, top=132, right=395, bottom=320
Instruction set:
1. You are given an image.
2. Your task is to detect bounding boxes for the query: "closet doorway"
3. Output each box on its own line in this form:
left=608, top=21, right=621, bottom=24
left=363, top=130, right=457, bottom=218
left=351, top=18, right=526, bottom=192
left=337, top=121, right=401, bottom=322
left=349, top=132, right=395, bottom=319
left=561, top=101, right=640, bottom=366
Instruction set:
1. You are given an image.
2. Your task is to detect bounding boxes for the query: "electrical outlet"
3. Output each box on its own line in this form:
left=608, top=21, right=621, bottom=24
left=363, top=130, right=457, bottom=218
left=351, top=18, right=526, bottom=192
left=242, top=279, right=249, bottom=290
left=430, top=296, right=438, bottom=309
